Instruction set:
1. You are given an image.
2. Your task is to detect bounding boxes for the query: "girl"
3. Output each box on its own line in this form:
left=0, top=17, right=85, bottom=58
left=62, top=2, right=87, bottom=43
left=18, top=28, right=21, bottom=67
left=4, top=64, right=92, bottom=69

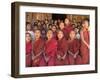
left=26, top=33, right=32, bottom=67
left=40, top=29, right=57, bottom=66
left=68, top=30, right=82, bottom=65
left=80, top=19, right=90, bottom=64
left=56, top=30, right=69, bottom=65
left=32, top=29, right=45, bottom=67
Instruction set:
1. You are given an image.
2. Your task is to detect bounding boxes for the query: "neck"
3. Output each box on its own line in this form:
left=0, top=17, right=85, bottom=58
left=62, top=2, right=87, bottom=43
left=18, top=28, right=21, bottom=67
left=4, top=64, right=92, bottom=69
left=70, top=38, right=74, bottom=41
left=48, top=38, right=52, bottom=41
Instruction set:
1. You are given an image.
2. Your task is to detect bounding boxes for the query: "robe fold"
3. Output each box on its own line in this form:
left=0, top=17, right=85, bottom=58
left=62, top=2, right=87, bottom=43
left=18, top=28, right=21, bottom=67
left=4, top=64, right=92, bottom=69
left=64, top=24, right=73, bottom=40
left=68, top=39, right=82, bottom=65
left=32, top=38, right=44, bottom=66
left=40, top=38, right=57, bottom=66
left=26, top=41, right=32, bottom=67
left=56, top=38, right=69, bottom=65
left=80, top=30, right=90, bottom=64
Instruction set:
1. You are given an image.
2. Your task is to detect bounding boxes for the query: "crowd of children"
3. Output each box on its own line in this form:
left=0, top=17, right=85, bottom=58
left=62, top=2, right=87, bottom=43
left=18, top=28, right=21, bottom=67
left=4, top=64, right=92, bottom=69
left=25, top=18, right=90, bottom=67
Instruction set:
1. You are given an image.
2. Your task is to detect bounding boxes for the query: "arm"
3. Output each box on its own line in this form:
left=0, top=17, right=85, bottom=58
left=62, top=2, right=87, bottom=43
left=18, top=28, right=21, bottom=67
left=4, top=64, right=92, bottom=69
left=74, top=50, right=79, bottom=59
left=68, top=50, right=74, bottom=56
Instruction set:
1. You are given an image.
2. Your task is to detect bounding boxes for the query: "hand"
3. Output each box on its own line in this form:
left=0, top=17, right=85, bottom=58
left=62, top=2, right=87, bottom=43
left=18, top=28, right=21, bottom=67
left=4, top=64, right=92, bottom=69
left=57, top=55, right=61, bottom=60
left=73, top=54, right=77, bottom=59
left=32, top=56, right=36, bottom=60
left=45, top=57, right=49, bottom=62
left=88, top=45, right=90, bottom=49
left=62, top=55, right=65, bottom=60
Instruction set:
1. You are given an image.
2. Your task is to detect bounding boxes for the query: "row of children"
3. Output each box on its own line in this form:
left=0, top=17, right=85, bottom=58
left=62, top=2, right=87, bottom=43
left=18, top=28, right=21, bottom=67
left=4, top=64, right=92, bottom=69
left=26, top=18, right=89, bottom=67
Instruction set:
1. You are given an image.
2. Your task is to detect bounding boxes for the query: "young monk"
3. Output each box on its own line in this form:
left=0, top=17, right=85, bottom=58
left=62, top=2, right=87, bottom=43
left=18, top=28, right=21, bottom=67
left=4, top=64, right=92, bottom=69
left=68, top=30, right=82, bottom=65
left=55, top=30, right=69, bottom=65
left=80, top=19, right=90, bottom=64
left=26, top=22, right=34, bottom=40
left=51, top=24, right=57, bottom=39
left=64, top=18, right=73, bottom=40
left=40, top=29, right=57, bottom=66
left=32, top=29, right=45, bottom=67
left=26, top=33, right=32, bottom=67
left=59, top=22, right=67, bottom=39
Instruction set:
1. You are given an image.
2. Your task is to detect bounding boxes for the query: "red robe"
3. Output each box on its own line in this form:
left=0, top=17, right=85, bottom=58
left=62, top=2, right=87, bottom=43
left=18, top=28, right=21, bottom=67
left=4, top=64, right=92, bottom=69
left=40, top=38, right=57, bottom=66
left=68, top=39, right=82, bottom=65
left=64, top=24, right=73, bottom=40
left=26, top=41, right=32, bottom=67
left=56, top=38, right=69, bottom=65
left=80, top=30, right=90, bottom=64
left=32, top=38, right=44, bottom=66
left=53, top=32, right=57, bottom=40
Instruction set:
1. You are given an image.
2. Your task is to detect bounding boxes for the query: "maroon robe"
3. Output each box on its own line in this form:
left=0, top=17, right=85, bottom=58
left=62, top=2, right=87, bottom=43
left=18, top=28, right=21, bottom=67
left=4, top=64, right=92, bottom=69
left=26, top=41, right=32, bottom=67
left=80, top=30, right=90, bottom=64
left=56, top=38, right=69, bottom=65
left=32, top=38, right=44, bottom=66
left=53, top=32, right=57, bottom=40
left=68, top=39, right=82, bottom=65
left=64, top=24, right=73, bottom=40
left=40, top=38, right=57, bottom=66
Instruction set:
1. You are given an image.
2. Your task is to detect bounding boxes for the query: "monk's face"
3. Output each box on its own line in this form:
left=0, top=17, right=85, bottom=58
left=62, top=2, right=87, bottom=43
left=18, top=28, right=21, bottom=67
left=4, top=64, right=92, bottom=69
left=47, top=30, right=53, bottom=40
left=35, top=30, right=41, bottom=39
left=82, top=21, right=89, bottom=29
left=52, top=26, right=56, bottom=32
left=59, top=22, right=64, bottom=30
left=69, top=31, right=76, bottom=40
left=57, top=31, right=64, bottom=40
left=26, top=33, right=31, bottom=42
left=65, top=18, right=70, bottom=25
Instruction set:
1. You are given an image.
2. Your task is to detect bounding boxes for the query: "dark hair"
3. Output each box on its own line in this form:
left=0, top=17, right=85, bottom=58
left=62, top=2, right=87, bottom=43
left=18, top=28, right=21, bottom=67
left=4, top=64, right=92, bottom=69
left=52, top=24, right=57, bottom=28
left=57, top=29, right=64, bottom=34
left=82, top=18, right=89, bottom=25
left=47, top=29, right=53, bottom=32
left=26, top=32, right=32, bottom=38
left=34, top=29, right=41, bottom=33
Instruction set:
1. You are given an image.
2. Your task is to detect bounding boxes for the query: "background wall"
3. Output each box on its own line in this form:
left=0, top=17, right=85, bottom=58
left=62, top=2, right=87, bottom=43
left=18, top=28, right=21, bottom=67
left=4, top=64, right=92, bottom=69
left=0, top=0, right=99, bottom=80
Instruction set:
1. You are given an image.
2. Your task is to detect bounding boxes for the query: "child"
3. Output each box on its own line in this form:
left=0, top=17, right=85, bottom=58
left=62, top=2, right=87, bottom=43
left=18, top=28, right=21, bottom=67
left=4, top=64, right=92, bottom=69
left=51, top=25, right=57, bottom=39
left=68, top=30, right=82, bottom=65
left=64, top=18, right=73, bottom=40
left=59, top=22, right=67, bottom=39
left=26, top=33, right=32, bottom=67
left=56, top=30, right=69, bottom=65
left=80, top=19, right=90, bottom=64
left=26, top=22, right=35, bottom=40
left=32, top=29, right=44, bottom=67
left=40, top=29, right=57, bottom=66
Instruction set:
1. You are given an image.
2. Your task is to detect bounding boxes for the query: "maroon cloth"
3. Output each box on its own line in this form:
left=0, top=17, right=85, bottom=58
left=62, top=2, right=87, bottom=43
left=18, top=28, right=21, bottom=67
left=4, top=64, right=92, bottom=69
left=64, top=24, right=73, bottom=40
left=40, top=38, right=57, bottom=66
left=53, top=32, right=57, bottom=40
left=80, top=30, right=90, bottom=64
left=32, top=38, right=44, bottom=66
left=56, top=38, right=69, bottom=65
left=68, top=39, right=82, bottom=65
left=26, top=41, right=32, bottom=67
